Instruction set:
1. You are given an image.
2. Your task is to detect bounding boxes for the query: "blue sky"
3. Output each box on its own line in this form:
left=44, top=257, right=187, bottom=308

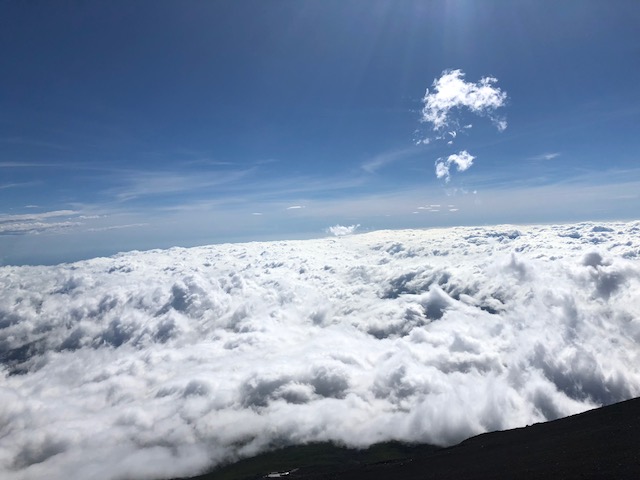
left=1, top=0, right=639, bottom=265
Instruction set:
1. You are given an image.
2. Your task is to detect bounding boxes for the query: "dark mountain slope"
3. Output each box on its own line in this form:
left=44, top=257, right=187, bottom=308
left=180, top=396, right=640, bottom=480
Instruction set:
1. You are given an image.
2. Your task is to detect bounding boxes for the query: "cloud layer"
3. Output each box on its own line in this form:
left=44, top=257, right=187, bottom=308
left=1, top=221, right=640, bottom=479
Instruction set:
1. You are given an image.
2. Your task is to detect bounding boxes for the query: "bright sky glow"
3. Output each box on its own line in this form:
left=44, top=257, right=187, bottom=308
left=1, top=1, right=639, bottom=264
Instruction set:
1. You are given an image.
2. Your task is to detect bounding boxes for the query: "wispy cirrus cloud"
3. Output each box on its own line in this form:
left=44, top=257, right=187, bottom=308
left=0, top=221, right=81, bottom=235
left=361, top=146, right=424, bottom=173
left=85, top=223, right=149, bottom=233
left=0, top=181, right=39, bottom=190
left=107, top=168, right=254, bottom=202
left=0, top=136, right=73, bottom=151
left=529, top=152, right=560, bottom=161
left=0, top=162, right=61, bottom=168
left=0, top=161, right=117, bottom=171
left=0, top=210, right=82, bottom=235
left=0, top=210, right=79, bottom=224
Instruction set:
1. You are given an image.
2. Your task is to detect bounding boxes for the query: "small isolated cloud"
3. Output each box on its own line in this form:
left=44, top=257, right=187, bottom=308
left=417, top=204, right=442, bottom=213
left=286, top=205, right=305, bottom=210
left=327, top=224, right=359, bottom=236
left=421, top=69, right=507, bottom=133
left=435, top=151, right=475, bottom=182
left=252, top=212, right=263, bottom=216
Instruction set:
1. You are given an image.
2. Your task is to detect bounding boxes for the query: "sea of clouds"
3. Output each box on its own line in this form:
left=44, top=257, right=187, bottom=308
left=1, top=221, right=640, bottom=480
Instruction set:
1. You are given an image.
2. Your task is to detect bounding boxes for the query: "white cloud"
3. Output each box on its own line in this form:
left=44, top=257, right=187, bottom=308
left=361, top=147, right=422, bottom=174
left=1, top=221, right=640, bottom=479
left=0, top=221, right=639, bottom=479
left=435, top=161, right=450, bottom=180
left=435, top=150, right=476, bottom=182
left=327, top=224, right=360, bottom=236
left=0, top=182, right=37, bottom=190
left=109, top=169, right=253, bottom=202
left=3, top=169, right=640, bottom=265
left=418, top=69, right=506, bottom=180
left=86, top=223, right=148, bottom=233
left=0, top=210, right=79, bottom=223
left=286, top=205, right=305, bottom=210
left=0, top=162, right=59, bottom=168
left=0, top=221, right=81, bottom=235
left=421, top=69, right=507, bottom=132
left=530, top=152, right=561, bottom=161
left=0, top=210, right=82, bottom=236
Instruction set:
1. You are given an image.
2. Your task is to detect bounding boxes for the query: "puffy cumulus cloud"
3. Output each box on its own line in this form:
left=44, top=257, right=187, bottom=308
left=435, top=150, right=475, bottom=182
left=1, top=221, right=640, bottom=479
left=421, top=69, right=507, bottom=132
left=418, top=69, right=506, bottom=182
left=327, top=224, right=360, bottom=236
